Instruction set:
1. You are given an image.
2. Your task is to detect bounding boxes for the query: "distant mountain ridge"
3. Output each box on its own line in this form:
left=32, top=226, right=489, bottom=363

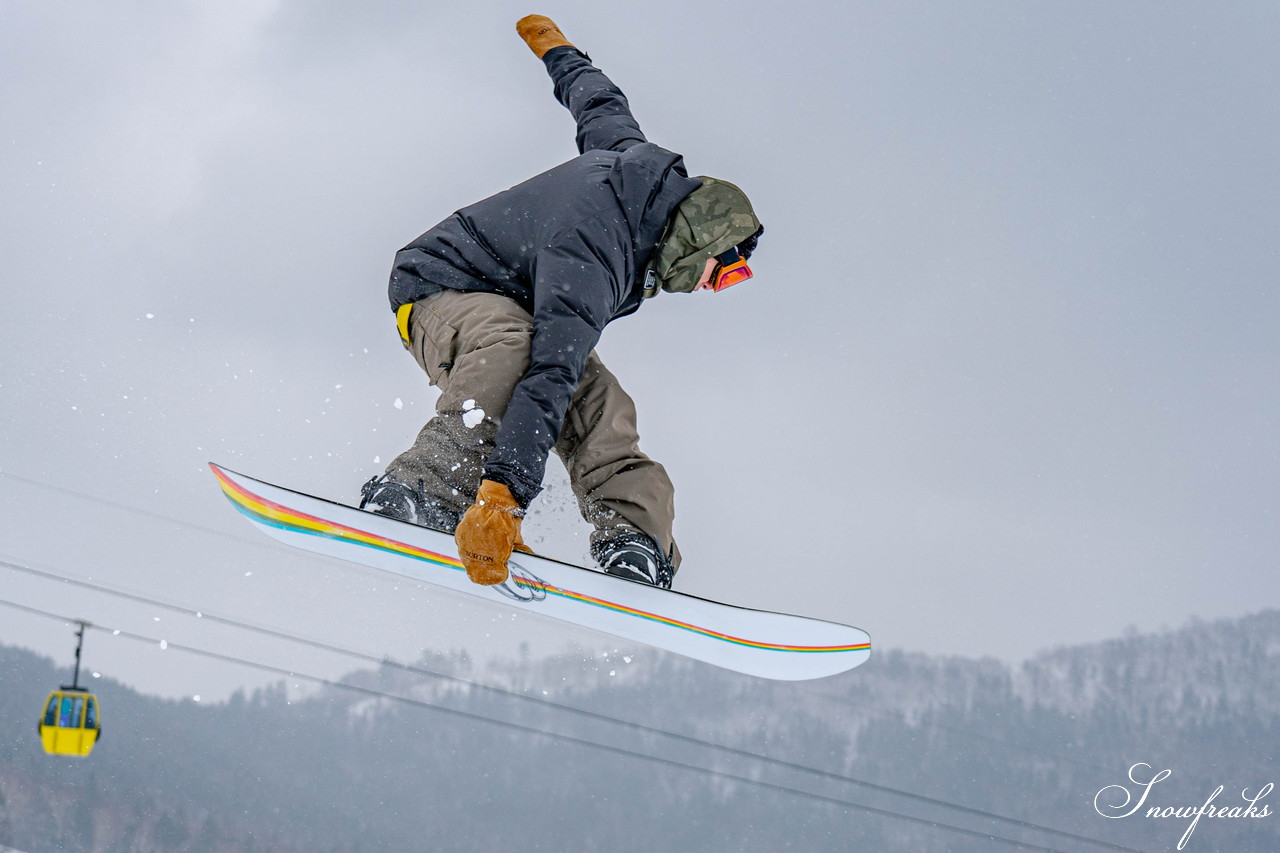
left=1, top=610, right=1276, bottom=852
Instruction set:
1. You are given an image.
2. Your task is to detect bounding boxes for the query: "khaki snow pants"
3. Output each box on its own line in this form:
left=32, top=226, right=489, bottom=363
left=384, top=288, right=680, bottom=568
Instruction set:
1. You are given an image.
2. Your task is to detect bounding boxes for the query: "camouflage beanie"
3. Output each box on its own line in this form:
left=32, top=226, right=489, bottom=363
left=642, top=177, right=762, bottom=298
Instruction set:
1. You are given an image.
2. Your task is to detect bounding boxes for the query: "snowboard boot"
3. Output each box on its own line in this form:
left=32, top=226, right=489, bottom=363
left=590, top=531, right=675, bottom=589
left=358, top=474, right=461, bottom=533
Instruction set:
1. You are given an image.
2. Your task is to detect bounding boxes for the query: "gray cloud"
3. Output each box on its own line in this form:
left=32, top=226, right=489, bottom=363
left=3, top=1, right=1278, bottom=698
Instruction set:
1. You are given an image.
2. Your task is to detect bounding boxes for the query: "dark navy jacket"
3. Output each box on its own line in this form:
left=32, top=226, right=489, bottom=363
left=388, top=48, right=701, bottom=507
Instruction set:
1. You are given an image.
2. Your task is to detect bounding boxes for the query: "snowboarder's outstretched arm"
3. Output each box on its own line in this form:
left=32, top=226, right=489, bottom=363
left=516, top=14, right=647, bottom=155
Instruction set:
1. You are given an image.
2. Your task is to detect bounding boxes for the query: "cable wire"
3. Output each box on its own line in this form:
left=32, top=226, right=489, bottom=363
left=0, top=471, right=1156, bottom=776
left=1, top=595, right=1153, bottom=853
left=0, top=470, right=268, bottom=549
left=0, top=469, right=1156, bottom=778
left=1, top=556, right=1132, bottom=849
left=0, top=559, right=1150, bottom=853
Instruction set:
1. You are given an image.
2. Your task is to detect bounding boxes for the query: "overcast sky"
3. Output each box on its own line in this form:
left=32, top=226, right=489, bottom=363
left=3, top=1, right=1278, bottom=701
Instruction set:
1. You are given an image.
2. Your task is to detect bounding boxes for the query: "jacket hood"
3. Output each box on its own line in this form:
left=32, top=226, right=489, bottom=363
left=641, top=177, right=761, bottom=298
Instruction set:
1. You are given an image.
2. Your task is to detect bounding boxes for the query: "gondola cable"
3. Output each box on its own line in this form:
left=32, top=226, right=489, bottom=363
left=0, top=596, right=1150, bottom=853
left=1, top=554, right=1146, bottom=852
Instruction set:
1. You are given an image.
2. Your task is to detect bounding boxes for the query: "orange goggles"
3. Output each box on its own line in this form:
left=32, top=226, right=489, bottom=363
left=710, top=246, right=754, bottom=292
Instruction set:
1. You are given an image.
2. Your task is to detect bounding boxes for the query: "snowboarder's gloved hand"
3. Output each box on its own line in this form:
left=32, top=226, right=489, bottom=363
left=516, top=14, right=573, bottom=59
left=455, top=480, right=528, bottom=585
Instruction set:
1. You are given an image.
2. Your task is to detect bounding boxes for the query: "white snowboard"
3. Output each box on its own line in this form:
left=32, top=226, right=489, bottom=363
left=210, top=463, right=870, bottom=680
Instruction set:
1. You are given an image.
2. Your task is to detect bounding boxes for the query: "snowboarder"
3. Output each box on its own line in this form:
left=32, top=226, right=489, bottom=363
left=361, top=15, right=763, bottom=590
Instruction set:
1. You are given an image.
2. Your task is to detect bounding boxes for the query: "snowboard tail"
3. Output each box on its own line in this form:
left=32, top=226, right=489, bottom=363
left=210, top=463, right=870, bottom=680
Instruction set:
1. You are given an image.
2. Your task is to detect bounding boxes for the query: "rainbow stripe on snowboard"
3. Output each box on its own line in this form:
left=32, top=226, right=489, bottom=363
left=211, top=463, right=871, bottom=679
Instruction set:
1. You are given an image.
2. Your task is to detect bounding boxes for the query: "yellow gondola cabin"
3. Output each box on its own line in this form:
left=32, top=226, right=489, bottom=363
left=38, top=621, right=102, bottom=757
left=39, top=688, right=101, bottom=756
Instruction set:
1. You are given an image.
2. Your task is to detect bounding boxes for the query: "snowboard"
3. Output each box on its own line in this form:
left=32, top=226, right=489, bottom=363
left=209, top=463, right=870, bottom=680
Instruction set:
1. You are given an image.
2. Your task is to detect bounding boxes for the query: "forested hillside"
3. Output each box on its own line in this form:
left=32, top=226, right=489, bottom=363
left=2, top=612, right=1277, bottom=852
